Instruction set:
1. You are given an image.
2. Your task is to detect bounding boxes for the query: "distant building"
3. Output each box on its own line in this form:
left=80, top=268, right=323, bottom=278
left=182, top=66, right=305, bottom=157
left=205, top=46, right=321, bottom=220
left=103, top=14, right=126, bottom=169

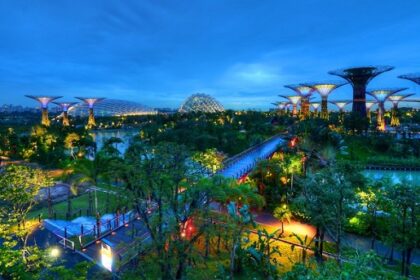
left=179, top=93, right=224, bottom=113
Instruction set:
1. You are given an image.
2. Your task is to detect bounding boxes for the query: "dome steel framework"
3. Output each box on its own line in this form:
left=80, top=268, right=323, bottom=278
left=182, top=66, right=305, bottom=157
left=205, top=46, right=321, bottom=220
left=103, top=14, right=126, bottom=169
left=179, top=93, right=224, bottom=113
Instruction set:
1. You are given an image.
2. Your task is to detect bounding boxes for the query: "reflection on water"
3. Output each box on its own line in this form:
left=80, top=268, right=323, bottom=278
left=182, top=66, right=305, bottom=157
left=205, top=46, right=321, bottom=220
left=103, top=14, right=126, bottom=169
left=363, top=170, right=420, bottom=184
left=91, top=129, right=137, bottom=155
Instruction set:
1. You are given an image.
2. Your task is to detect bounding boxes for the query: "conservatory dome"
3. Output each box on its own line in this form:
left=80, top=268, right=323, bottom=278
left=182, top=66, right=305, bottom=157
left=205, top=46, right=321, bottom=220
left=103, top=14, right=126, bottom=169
left=68, top=99, right=157, bottom=117
left=179, top=93, right=224, bottom=113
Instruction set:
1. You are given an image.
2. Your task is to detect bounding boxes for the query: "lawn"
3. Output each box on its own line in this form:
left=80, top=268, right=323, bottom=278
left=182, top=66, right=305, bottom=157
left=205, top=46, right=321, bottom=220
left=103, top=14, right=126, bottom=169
left=28, top=188, right=126, bottom=221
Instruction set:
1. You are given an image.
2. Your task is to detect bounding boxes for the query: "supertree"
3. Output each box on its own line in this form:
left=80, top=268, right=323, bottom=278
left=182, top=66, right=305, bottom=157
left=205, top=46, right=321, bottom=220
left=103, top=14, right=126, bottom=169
left=310, top=102, right=320, bottom=117
left=271, top=101, right=289, bottom=115
left=25, top=95, right=62, bottom=126
left=398, top=73, right=420, bottom=85
left=284, top=85, right=314, bottom=119
left=329, top=66, right=394, bottom=117
left=306, top=81, right=347, bottom=120
left=388, top=94, right=415, bottom=127
left=330, top=101, right=351, bottom=124
left=365, top=100, right=376, bottom=123
left=279, top=95, right=301, bottom=117
left=75, top=97, right=105, bottom=128
left=54, top=102, right=78, bottom=126
left=367, top=88, right=406, bottom=131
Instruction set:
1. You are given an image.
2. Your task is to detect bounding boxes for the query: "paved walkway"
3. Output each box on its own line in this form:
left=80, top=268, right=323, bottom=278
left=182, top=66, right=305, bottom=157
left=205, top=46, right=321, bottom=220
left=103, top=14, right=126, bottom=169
left=254, top=211, right=420, bottom=265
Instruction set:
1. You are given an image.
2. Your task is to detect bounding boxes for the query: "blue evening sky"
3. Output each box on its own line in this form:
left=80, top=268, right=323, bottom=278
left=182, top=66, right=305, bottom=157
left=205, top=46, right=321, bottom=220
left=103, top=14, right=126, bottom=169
left=0, top=0, right=419, bottom=110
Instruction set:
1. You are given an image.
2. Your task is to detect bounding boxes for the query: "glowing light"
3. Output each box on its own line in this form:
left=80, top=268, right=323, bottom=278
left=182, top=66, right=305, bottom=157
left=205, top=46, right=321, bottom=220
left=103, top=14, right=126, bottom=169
left=331, top=101, right=350, bottom=110
left=101, top=242, right=113, bottom=272
left=388, top=94, right=414, bottom=107
left=365, top=101, right=376, bottom=109
left=311, top=103, right=320, bottom=110
left=50, top=247, right=60, bottom=258
left=285, top=84, right=314, bottom=97
left=280, top=95, right=301, bottom=105
left=310, top=83, right=346, bottom=97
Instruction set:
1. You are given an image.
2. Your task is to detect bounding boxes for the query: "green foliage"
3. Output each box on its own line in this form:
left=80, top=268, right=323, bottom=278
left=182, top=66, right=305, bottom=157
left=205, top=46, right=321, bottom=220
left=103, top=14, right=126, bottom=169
left=284, top=252, right=404, bottom=280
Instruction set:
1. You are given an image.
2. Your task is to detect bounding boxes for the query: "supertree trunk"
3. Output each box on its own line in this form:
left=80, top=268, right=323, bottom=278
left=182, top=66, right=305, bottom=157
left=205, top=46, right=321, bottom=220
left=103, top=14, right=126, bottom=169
left=320, top=98, right=329, bottom=120
left=390, top=105, right=400, bottom=127
left=377, top=104, right=386, bottom=131
left=87, top=108, right=96, bottom=128
left=62, top=111, right=70, bottom=126
left=41, top=108, right=50, bottom=126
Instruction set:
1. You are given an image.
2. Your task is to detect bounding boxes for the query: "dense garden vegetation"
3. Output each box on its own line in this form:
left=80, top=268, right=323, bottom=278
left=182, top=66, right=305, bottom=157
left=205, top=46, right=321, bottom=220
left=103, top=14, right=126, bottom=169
left=0, top=109, right=419, bottom=279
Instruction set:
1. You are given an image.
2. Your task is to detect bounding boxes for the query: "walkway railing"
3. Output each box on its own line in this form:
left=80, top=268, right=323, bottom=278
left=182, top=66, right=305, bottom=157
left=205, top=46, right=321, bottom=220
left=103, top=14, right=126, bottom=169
left=217, top=133, right=288, bottom=179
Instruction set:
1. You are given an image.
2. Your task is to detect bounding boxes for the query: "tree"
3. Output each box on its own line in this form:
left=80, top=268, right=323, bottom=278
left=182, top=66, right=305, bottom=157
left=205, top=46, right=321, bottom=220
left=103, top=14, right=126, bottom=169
left=273, top=203, right=292, bottom=237
left=383, top=180, right=419, bottom=277
left=295, top=163, right=362, bottom=262
left=0, top=165, right=53, bottom=278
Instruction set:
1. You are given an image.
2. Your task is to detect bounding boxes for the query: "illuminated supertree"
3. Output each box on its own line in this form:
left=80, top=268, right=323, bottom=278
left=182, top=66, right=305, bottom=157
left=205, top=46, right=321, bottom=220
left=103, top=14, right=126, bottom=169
left=398, top=73, right=420, bottom=85
left=310, top=102, right=320, bottom=117
left=365, top=100, right=376, bottom=123
left=388, top=94, right=415, bottom=127
left=279, top=95, right=301, bottom=117
left=367, top=88, right=406, bottom=131
left=25, top=95, right=62, bottom=126
left=272, top=101, right=289, bottom=115
left=330, top=101, right=351, bottom=124
left=54, top=102, right=78, bottom=126
left=329, top=66, right=394, bottom=117
left=284, top=85, right=314, bottom=119
left=306, top=82, right=347, bottom=120
left=75, top=97, right=105, bottom=128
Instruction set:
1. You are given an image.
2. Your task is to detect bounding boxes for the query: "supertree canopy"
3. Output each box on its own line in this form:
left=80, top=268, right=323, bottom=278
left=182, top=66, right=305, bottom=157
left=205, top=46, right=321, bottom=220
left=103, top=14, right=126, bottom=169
left=306, top=81, right=347, bottom=120
left=367, top=88, right=406, bottom=131
left=272, top=101, right=289, bottom=115
left=179, top=93, right=224, bottom=113
left=330, top=100, right=351, bottom=124
left=284, top=84, right=314, bottom=119
left=75, top=97, right=105, bottom=128
left=329, top=66, right=394, bottom=117
left=388, top=93, right=415, bottom=127
left=310, top=102, right=320, bottom=117
left=25, top=95, right=62, bottom=126
left=54, top=102, right=78, bottom=126
left=279, top=95, right=301, bottom=117
left=398, top=73, right=420, bottom=85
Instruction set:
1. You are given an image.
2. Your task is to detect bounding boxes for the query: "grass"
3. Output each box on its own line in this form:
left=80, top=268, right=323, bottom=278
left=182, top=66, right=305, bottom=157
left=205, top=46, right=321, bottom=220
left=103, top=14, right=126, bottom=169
left=28, top=188, right=126, bottom=222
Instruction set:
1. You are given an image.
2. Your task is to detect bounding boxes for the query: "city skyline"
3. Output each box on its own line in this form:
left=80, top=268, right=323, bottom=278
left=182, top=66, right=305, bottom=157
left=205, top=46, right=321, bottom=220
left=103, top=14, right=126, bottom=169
left=0, top=0, right=419, bottom=109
